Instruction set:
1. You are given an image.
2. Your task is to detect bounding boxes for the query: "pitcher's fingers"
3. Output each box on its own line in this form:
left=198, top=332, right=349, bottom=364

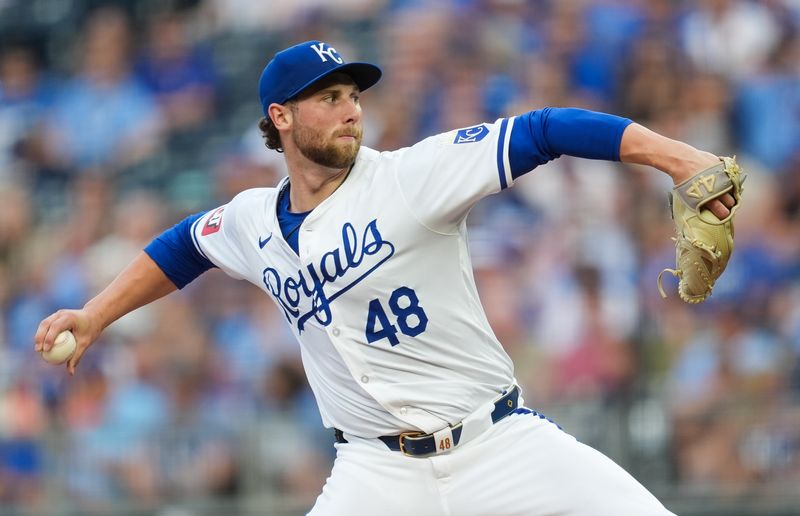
left=35, top=315, right=63, bottom=353
left=706, top=199, right=731, bottom=220
left=67, top=346, right=85, bottom=376
left=40, top=311, right=75, bottom=352
left=34, top=317, right=55, bottom=352
left=41, top=323, right=64, bottom=353
left=721, top=192, right=735, bottom=209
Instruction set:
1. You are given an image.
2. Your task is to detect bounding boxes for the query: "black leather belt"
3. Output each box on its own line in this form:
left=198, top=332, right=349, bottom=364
left=334, top=385, right=520, bottom=457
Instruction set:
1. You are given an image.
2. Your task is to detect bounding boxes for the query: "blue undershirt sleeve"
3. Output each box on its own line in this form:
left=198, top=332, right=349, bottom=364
left=508, top=107, right=633, bottom=179
left=143, top=212, right=217, bottom=289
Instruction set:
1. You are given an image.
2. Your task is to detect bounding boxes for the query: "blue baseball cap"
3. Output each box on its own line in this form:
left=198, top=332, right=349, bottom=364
left=258, top=40, right=382, bottom=117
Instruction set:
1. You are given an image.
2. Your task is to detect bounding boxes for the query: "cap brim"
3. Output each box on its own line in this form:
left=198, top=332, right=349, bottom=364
left=285, top=62, right=382, bottom=102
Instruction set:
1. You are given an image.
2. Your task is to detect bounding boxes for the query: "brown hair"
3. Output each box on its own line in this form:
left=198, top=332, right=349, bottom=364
left=258, top=116, right=283, bottom=153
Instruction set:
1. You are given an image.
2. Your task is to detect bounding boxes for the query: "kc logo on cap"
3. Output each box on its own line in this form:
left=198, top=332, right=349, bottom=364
left=258, top=40, right=382, bottom=117
left=310, top=43, right=344, bottom=64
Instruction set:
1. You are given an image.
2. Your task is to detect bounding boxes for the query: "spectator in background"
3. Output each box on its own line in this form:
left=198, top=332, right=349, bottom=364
left=619, top=33, right=684, bottom=123
left=473, top=0, right=533, bottom=119
left=569, top=0, right=647, bottom=107
left=553, top=265, right=635, bottom=402
left=681, top=0, right=782, bottom=80
left=135, top=11, right=218, bottom=134
left=677, top=71, right=732, bottom=154
left=376, top=4, right=452, bottom=144
left=0, top=379, right=47, bottom=508
left=81, top=189, right=168, bottom=345
left=61, top=365, right=119, bottom=508
left=0, top=41, right=53, bottom=179
left=734, top=30, right=800, bottom=173
left=201, top=0, right=385, bottom=33
left=154, top=366, right=239, bottom=500
left=253, top=357, right=331, bottom=505
left=0, top=184, right=33, bottom=266
left=666, top=304, right=785, bottom=491
left=32, top=7, right=162, bottom=175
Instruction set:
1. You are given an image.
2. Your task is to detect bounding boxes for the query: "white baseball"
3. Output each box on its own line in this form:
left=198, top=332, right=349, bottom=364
left=41, top=330, right=77, bottom=364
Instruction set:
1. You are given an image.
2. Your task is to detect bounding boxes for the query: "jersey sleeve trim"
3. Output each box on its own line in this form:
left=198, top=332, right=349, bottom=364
left=189, top=215, right=211, bottom=261
left=496, top=117, right=513, bottom=189
left=503, top=117, right=515, bottom=187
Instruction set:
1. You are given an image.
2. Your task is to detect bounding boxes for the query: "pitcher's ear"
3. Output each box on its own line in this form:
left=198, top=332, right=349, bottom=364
left=269, top=102, right=294, bottom=130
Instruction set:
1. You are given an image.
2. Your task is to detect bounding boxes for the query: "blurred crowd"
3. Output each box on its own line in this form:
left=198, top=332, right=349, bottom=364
left=0, top=0, right=799, bottom=513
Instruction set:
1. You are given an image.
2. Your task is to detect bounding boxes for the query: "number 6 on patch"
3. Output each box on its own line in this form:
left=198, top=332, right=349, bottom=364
left=365, top=286, right=429, bottom=346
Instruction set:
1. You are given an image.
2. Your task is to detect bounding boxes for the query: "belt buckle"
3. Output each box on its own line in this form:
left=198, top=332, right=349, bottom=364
left=398, top=431, right=427, bottom=456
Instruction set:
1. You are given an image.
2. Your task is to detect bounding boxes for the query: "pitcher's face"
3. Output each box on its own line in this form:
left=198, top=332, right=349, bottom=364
left=290, top=74, right=363, bottom=170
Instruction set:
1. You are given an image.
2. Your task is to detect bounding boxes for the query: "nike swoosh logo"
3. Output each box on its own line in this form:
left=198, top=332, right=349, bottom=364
left=258, top=233, right=273, bottom=249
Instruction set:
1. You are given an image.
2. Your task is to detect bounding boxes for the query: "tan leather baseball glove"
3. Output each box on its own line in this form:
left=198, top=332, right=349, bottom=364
left=658, top=156, right=745, bottom=303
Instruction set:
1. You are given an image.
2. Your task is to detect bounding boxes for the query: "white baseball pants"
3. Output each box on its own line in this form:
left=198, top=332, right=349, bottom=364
left=308, top=410, right=676, bottom=516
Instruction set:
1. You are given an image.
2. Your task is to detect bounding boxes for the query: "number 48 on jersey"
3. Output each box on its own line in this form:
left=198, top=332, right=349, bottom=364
left=365, top=286, right=428, bottom=346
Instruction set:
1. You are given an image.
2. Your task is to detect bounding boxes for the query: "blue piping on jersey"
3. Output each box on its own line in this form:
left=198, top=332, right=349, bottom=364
left=512, top=407, right=563, bottom=430
left=496, top=117, right=509, bottom=189
left=190, top=215, right=212, bottom=261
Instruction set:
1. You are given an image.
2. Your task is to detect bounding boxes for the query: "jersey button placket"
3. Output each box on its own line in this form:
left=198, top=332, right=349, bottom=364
left=299, top=226, right=312, bottom=258
left=331, top=327, right=341, bottom=337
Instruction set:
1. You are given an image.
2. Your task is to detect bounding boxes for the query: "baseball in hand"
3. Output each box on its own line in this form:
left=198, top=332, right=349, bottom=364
left=41, top=330, right=77, bottom=364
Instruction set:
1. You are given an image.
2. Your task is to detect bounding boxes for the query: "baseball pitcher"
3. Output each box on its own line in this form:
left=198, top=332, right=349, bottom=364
left=35, top=41, right=743, bottom=515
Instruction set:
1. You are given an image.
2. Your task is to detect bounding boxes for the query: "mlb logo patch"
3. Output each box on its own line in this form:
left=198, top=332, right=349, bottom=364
left=454, top=124, right=489, bottom=144
left=201, top=207, right=225, bottom=236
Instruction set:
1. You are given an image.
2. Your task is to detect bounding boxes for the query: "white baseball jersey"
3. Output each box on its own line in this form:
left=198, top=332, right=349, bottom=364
left=191, top=118, right=520, bottom=437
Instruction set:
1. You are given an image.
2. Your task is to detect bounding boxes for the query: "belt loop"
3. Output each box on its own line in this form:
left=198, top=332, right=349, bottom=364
left=491, top=385, right=519, bottom=423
